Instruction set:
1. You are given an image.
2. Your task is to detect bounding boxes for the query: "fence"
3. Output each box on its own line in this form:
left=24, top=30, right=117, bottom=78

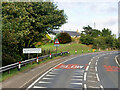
left=0, top=51, right=69, bottom=73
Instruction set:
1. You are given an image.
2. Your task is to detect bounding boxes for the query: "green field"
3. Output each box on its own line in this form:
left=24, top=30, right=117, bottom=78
left=39, top=43, right=95, bottom=54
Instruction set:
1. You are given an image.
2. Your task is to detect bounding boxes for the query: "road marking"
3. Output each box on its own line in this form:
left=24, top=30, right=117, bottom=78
left=87, top=80, right=97, bottom=83
left=84, top=84, right=87, bottom=90
left=27, top=56, right=82, bottom=89
left=115, top=55, right=120, bottom=67
left=71, top=83, right=82, bottom=85
left=72, top=76, right=83, bottom=78
left=46, top=74, right=55, bottom=77
left=33, top=86, right=47, bottom=88
left=86, top=66, right=89, bottom=71
left=95, top=66, right=97, bottom=71
left=71, top=79, right=82, bottom=81
left=100, top=85, right=104, bottom=90
left=96, top=73, right=100, bottom=81
left=95, top=62, right=98, bottom=66
left=91, top=59, right=93, bottom=62
left=39, top=81, right=51, bottom=83
left=88, top=62, right=91, bottom=65
left=42, top=77, right=53, bottom=80
left=49, top=72, right=57, bottom=74
left=88, top=86, right=99, bottom=88
left=84, top=72, right=87, bottom=81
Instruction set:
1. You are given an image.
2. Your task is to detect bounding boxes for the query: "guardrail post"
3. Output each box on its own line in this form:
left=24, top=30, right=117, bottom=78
left=68, top=50, right=70, bottom=54
left=75, top=50, right=77, bottom=54
left=50, top=53, right=52, bottom=59
left=61, top=51, right=62, bottom=56
left=18, top=61, right=21, bottom=71
left=36, top=57, right=38, bottom=64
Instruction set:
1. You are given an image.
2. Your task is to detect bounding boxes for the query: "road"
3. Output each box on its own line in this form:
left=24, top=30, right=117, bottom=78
left=27, top=51, right=119, bottom=89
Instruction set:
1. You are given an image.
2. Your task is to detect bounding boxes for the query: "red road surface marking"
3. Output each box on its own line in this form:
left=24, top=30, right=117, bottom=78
left=54, top=64, right=87, bottom=69
left=104, top=65, right=120, bottom=72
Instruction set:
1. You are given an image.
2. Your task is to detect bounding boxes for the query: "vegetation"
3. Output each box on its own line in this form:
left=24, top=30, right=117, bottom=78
left=2, top=2, right=67, bottom=66
left=54, top=32, right=72, bottom=44
left=80, top=25, right=119, bottom=50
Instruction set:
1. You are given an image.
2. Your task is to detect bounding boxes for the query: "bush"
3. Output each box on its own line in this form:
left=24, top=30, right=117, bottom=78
left=54, top=32, right=72, bottom=44
left=80, top=34, right=93, bottom=45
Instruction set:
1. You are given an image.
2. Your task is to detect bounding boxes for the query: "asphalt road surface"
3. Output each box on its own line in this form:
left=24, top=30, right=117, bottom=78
left=27, top=51, right=119, bottom=89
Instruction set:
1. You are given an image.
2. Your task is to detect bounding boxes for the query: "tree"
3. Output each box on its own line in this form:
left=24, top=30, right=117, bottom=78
left=82, top=25, right=93, bottom=35
left=101, top=28, right=112, bottom=37
left=80, top=34, right=93, bottom=45
left=2, top=2, right=67, bottom=66
left=91, top=29, right=101, bottom=38
left=93, top=37, right=107, bottom=49
left=54, top=32, right=72, bottom=44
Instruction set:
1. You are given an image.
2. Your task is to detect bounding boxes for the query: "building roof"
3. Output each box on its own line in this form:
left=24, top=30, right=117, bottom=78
left=53, top=30, right=80, bottom=37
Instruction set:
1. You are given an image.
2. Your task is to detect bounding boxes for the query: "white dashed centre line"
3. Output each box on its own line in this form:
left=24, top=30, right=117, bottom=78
left=95, top=62, right=98, bottom=66
left=84, top=72, right=87, bottom=81
left=95, top=66, right=97, bottom=71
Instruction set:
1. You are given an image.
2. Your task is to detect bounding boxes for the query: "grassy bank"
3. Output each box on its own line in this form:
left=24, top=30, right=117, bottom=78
left=39, top=43, right=95, bottom=54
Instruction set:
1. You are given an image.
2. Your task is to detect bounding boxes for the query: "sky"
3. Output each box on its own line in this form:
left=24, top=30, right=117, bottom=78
left=53, top=0, right=119, bottom=37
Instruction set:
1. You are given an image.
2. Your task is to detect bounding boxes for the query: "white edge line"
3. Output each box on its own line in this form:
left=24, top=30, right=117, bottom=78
left=96, top=73, right=100, bottom=81
left=84, top=72, right=87, bottom=81
left=115, top=55, right=120, bottom=67
left=26, top=56, right=79, bottom=89
left=86, top=66, right=89, bottom=71
left=88, top=61, right=91, bottom=65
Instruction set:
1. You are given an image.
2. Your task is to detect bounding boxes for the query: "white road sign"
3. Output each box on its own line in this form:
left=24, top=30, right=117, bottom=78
left=23, top=48, right=41, bottom=53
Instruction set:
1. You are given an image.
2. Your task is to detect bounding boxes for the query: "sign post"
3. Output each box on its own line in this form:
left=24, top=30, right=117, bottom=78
left=23, top=48, right=41, bottom=64
left=54, top=39, right=60, bottom=53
